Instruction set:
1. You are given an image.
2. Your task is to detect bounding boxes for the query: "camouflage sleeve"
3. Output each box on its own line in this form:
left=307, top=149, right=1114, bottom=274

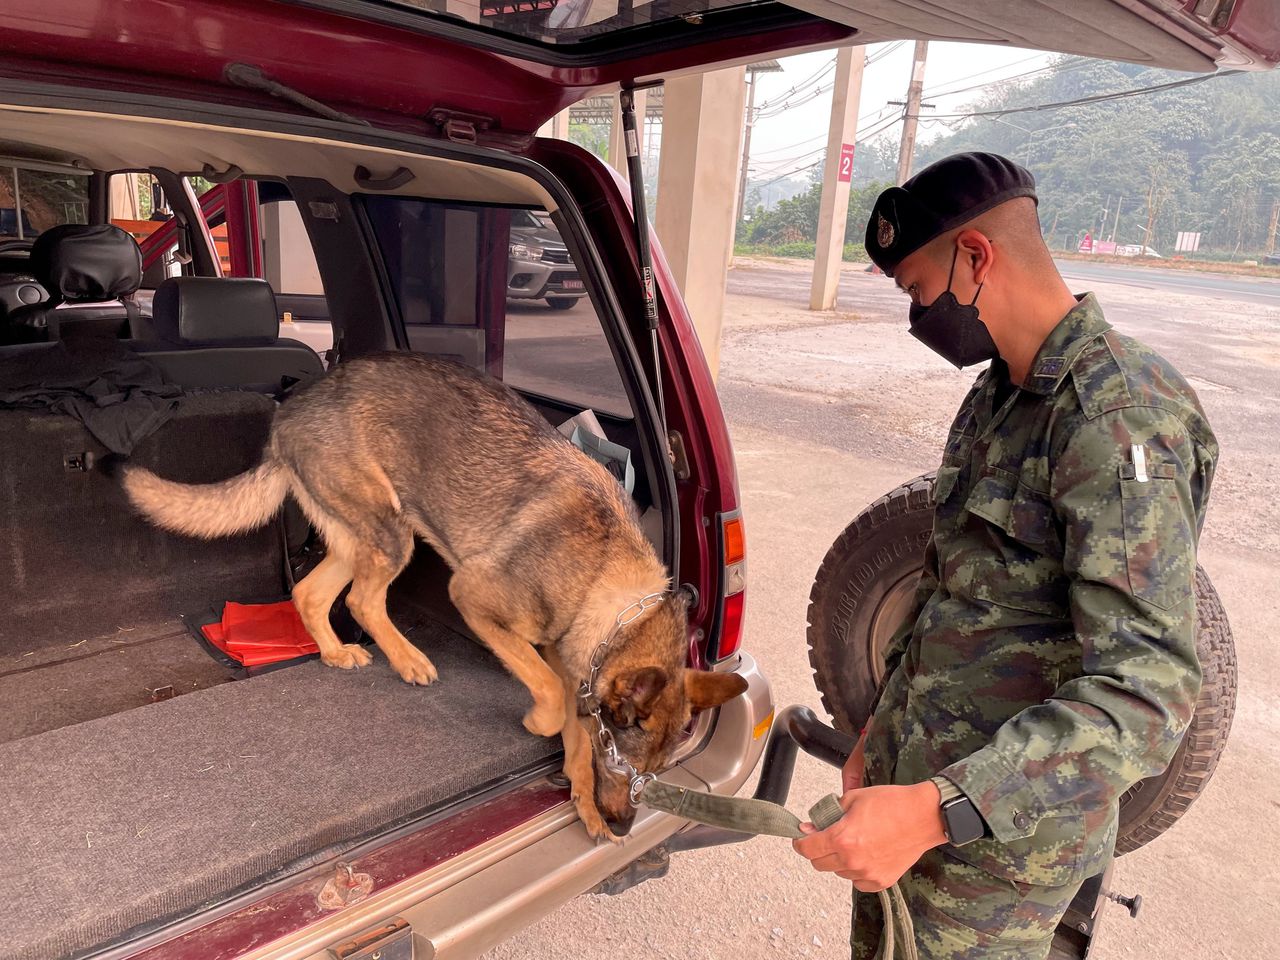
left=940, top=404, right=1205, bottom=844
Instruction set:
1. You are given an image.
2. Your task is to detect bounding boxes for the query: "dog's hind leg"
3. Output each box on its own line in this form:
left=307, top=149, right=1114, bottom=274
left=292, top=551, right=371, bottom=670
left=345, top=528, right=440, bottom=686
left=448, top=565, right=564, bottom=737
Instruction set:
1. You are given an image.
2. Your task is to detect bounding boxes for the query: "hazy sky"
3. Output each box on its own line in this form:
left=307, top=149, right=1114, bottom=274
left=746, top=42, right=1055, bottom=182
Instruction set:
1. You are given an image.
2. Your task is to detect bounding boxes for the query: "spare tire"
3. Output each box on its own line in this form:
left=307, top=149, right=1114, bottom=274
left=806, top=472, right=1236, bottom=855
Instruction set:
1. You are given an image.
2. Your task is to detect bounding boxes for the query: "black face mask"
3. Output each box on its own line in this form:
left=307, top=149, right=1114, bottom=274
left=907, top=250, right=998, bottom=369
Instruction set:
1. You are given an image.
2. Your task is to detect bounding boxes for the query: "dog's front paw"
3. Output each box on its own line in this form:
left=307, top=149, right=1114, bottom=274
left=322, top=644, right=373, bottom=670
left=392, top=648, right=439, bottom=686
left=572, top=791, right=623, bottom=845
left=522, top=702, right=564, bottom=737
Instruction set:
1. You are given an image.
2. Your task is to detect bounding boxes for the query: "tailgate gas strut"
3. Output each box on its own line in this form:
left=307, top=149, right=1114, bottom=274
left=619, top=82, right=682, bottom=585
left=619, top=83, right=668, bottom=456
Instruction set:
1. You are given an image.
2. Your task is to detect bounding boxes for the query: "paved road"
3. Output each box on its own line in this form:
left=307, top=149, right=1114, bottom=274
left=1054, top=259, right=1280, bottom=307
left=728, top=257, right=1280, bottom=309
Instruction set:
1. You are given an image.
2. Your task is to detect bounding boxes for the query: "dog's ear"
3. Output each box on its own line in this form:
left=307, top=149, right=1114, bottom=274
left=684, top=670, right=749, bottom=713
left=607, top=667, right=668, bottom=725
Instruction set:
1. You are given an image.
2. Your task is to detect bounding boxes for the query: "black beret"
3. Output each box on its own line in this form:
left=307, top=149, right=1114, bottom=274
left=864, top=152, right=1037, bottom=276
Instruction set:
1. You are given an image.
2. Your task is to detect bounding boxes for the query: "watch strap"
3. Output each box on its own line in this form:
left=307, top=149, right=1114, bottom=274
left=931, top=775, right=964, bottom=804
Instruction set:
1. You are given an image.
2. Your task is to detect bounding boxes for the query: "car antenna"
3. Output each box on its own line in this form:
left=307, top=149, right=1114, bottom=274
left=224, top=62, right=372, bottom=127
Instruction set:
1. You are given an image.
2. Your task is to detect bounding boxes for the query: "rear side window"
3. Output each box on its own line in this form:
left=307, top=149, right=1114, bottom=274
left=3, top=166, right=89, bottom=239
left=363, top=196, right=631, bottom=418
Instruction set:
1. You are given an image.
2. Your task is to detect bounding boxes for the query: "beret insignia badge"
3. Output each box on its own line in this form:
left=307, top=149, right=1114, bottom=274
left=876, top=212, right=895, bottom=249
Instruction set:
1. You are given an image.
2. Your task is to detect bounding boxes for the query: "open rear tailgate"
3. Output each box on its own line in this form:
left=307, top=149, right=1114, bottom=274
left=2, top=0, right=1273, bottom=145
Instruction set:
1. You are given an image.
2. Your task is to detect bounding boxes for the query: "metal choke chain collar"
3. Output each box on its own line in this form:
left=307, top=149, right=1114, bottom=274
left=578, top=592, right=665, bottom=806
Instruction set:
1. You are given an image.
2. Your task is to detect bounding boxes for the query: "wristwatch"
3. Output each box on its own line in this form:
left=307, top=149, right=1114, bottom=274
left=931, top=776, right=986, bottom=846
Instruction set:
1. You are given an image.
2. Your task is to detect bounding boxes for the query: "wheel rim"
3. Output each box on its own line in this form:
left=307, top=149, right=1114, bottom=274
left=858, top=569, right=922, bottom=685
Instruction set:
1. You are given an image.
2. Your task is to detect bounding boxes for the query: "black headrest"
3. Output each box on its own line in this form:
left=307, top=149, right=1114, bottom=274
left=151, top=277, right=279, bottom=344
left=30, top=224, right=143, bottom=304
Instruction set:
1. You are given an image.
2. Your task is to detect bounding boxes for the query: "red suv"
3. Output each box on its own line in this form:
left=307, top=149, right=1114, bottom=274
left=0, top=3, right=1272, bottom=960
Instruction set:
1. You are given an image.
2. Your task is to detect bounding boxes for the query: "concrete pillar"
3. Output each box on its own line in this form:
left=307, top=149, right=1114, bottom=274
left=536, top=108, right=572, bottom=139
left=608, top=90, right=646, bottom=183
left=654, top=67, right=747, bottom=378
left=810, top=47, right=866, bottom=311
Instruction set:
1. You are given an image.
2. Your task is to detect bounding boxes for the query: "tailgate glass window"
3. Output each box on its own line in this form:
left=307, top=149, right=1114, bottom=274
left=363, top=195, right=631, bottom=418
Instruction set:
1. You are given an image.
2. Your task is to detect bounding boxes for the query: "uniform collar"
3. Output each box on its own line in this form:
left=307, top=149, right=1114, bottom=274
left=1020, top=293, right=1111, bottom=396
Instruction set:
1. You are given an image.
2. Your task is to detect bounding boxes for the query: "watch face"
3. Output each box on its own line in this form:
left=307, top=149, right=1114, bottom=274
left=943, top=798, right=986, bottom=846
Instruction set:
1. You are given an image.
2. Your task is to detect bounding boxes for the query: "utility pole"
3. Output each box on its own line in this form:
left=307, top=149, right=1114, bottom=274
left=736, top=72, right=759, bottom=225
left=734, top=62, right=782, bottom=227
left=809, top=45, right=867, bottom=311
left=1267, top=198, right=1279, bottom=255
left=1111, top=196, right=1124, bottom=242
left=894, top=41, right=930, bottom=184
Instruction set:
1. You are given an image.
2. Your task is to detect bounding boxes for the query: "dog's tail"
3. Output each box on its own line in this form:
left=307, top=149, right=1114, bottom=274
left=122, top=459, right=290, bottom=539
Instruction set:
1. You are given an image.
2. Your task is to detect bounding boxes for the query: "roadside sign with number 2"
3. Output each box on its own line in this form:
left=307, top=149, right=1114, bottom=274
left=838, top=143, right=855, bottom=183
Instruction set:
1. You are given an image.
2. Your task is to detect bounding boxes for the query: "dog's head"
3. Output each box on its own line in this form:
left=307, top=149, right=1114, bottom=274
left=585, top=598, right=748, bottom=837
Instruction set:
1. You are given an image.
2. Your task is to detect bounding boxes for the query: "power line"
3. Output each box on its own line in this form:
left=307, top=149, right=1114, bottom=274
left=919, top=52, right=1063, bottom=99
left=753, top=41, right=905, bottom=120
left=928, top=69, right=1243, bottom=120
left=753, top=57, right=837, bottom=112
left=749, top=112, right=904, bottom=190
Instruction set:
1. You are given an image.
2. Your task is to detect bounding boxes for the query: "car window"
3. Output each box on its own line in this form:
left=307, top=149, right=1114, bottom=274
left=2, top=166, right=89, bottom=240
left=109, top=172, right=185, bottom=288
left=258, top=195, right=333, bottom=357
left=363, top=196, right=632, bottom=418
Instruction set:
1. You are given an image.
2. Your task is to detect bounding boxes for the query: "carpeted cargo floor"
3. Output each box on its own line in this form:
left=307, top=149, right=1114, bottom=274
left=0, top=615, right=559, bottom=960
left=0, top=624, right=236, bottom=744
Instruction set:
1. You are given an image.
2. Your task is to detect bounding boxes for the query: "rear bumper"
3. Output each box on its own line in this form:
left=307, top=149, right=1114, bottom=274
left=234, top=652, right=774, bottom=960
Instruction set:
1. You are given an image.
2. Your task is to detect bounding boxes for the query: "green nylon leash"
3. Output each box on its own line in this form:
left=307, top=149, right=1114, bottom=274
left=639, top=780, right=917, bottom=960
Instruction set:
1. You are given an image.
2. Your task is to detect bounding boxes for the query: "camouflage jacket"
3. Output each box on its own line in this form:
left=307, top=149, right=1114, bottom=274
left=866, top=293, right=1218, bottom=886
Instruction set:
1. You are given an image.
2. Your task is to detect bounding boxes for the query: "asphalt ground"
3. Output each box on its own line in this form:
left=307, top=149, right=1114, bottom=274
left=485, top=258, right=1280, bottom=960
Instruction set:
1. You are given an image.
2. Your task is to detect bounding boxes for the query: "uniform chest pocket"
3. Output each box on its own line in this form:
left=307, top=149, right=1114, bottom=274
left=959, top=473, right=1069, bottom=616
left=1119, top=464, right=1194, bottom=610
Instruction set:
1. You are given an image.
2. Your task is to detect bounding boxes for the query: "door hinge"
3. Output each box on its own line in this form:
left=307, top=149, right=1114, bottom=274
left=329, top=917, right=413, bottom=960
left=668, top=430, right=691, bottom=481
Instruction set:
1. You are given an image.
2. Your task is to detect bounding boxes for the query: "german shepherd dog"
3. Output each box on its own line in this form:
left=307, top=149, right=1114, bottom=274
left=123, top=353, right=746, bottom=839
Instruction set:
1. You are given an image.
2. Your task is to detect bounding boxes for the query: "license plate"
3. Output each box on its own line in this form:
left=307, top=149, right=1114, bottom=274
left=560, top=279, right=584, bottom=290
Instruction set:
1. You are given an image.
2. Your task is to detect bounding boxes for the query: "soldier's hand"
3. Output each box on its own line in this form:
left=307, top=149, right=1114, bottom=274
left=842, top=725, right=870, bottom=793
left=792, top=782, right=947, bottom=893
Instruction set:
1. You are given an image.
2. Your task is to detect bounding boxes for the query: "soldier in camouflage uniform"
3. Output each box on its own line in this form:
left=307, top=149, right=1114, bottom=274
left=792, top=153, right=1217, bottom=959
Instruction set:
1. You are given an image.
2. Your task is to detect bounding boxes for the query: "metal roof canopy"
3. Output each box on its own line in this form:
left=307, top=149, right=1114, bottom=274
left=570, top=59, right=782, bottom=123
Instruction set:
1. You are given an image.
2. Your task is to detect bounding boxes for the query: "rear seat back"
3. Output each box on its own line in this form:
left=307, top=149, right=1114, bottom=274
left=131, top=277, right=324, bottom=393
left=0, top=392, right=288, bottom=646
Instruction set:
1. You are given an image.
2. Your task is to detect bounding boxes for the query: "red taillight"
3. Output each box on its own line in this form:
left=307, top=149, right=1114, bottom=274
left=716, top=514, right=746, bottom=660
left=719, top=591, right=746, bottom=660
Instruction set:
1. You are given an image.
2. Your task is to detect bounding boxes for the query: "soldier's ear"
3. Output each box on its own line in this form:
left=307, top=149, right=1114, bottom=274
left=684, top=670, right=748, bottom=713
